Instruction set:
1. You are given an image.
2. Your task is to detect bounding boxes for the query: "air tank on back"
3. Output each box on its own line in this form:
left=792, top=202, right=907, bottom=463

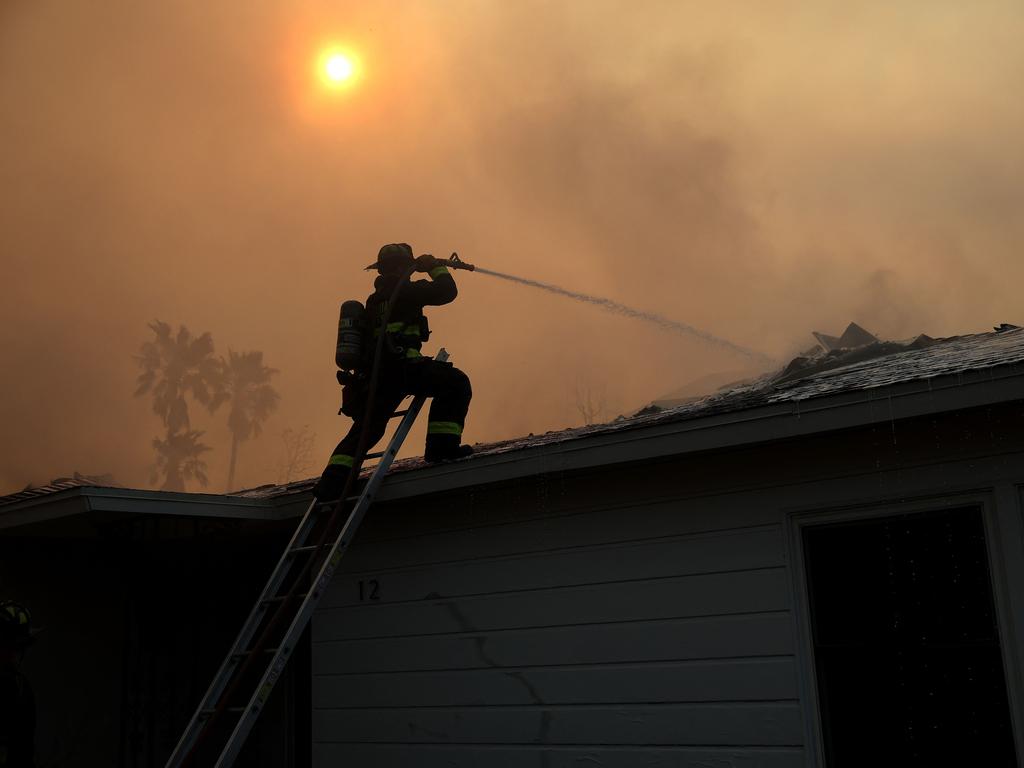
left=335, top=300, right=366, bottom=370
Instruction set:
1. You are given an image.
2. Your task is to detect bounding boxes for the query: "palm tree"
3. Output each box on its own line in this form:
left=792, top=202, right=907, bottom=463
left=134, top=321, right=225, bottom=433
left=150, top=430, right=211, bottom=491
left=135, top=321, right=225, bottom=491
left=219, top=350, right=280, bottom=491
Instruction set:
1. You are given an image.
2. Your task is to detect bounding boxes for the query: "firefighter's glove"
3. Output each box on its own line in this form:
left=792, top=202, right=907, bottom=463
left=415, top=254, right=439, bottom=273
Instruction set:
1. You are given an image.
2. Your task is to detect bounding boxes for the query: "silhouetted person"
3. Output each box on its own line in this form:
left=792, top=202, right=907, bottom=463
left=314, top=243, right=473, bottom=501
left=0, top=601, right=37, bottom=768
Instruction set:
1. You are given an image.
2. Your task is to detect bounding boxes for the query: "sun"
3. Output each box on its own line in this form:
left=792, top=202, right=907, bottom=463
left=325, top=53, right=353, bottom=82
left=319, top=49, right=357, bottom=87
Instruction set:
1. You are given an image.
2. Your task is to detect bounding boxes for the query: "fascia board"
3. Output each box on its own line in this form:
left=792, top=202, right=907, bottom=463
left=374, top=365, right=1024, bottom=502
left=0, top=487, right=281, bottom=531
left=81, top=488, right=278, bottom=519
left=0, top=489, right=90, bottom=530
left=269, top=495, right=315, bottom=519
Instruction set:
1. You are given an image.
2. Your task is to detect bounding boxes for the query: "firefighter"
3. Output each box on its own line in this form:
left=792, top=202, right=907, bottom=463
left=314, top=243, right=473, bottom=501
left=0, top=601, right=36, bottom=768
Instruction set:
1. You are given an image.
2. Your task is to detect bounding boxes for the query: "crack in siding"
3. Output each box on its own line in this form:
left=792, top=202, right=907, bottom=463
left=441, top=601, right=502, bottom=669
left=441, top=600, right=552, bottom=763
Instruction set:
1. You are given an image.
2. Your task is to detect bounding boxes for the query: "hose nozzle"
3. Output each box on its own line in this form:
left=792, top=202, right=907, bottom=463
left=445, top=252, right=475, bottom=271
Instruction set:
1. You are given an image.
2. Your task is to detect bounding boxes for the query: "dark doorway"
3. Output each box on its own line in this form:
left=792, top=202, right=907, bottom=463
left=803, top=506, right=1017, bottom=767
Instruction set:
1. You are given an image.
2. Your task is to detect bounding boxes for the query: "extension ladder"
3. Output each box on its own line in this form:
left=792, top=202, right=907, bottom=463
left=165, top=349, right=449, bottom=767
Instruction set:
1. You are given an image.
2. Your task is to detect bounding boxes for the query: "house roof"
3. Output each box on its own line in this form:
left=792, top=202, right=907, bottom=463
left=4, top=325, right=1024, bottom=517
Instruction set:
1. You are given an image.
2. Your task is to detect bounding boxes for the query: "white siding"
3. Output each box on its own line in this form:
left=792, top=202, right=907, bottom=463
left=313, top=483, right=802, bottom=767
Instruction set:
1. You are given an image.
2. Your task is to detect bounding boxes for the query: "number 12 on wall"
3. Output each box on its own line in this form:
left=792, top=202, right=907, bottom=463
left=358, top=579, right=380, bottom=601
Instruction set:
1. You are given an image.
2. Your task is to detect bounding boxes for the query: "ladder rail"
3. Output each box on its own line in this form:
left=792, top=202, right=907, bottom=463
left=164, top=501, right=322, bottom=766
left=212, top=371, right=438, bottom=767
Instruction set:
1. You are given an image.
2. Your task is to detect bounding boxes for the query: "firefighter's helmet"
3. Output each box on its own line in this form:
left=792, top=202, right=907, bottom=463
left=369, top=243, right=414, bottom=274
left=0, top=601, right=36, bottom=648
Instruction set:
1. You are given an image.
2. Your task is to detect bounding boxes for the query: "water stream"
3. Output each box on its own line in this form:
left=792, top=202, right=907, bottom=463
left=473, top=266, right=773, bottom=364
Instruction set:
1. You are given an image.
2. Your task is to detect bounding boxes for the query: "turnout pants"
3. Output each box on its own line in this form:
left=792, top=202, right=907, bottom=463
left=314, top=357, right=472, bottom=501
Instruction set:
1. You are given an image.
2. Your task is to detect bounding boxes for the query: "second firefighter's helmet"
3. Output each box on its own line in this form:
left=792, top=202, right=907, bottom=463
left=0, top=601, right=36, bottom=648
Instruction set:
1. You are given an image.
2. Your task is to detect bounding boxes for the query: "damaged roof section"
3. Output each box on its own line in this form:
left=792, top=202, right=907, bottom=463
left=780, top=321, right=936, bottom=384
left=811, top=321, right=879, bottom=353
left=662, top=322, right=1022, bottom=408
left=644, top=321, right=903, bottom=411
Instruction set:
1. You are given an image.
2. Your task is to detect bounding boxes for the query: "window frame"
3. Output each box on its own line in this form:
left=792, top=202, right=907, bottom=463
left=785, top=490, right=1023, bottom=766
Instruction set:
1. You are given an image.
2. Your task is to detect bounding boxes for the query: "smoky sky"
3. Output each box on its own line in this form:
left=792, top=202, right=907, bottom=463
left=2, top=0, right=1023, bottom=494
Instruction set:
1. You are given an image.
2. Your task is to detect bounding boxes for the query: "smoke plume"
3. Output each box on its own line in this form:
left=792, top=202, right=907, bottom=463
left=2, top=0, right=1023, bottom=493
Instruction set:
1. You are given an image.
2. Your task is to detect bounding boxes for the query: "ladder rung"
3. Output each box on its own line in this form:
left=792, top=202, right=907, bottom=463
left=231, top=645, right=283, bottom=661
left=260, top=592, right=308, bottom=607
left=289, top=545, right=320, bottom=555
left=390, top=409, right=409, bottom=418
left=365, top=451, right=384, bottom=460
left=199, top=706, right=245, bottom=718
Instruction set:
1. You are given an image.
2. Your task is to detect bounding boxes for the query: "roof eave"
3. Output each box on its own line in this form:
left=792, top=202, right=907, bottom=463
left=0, top=486, right=281, bottom=531
left=0, top=487, right=92, bottom=531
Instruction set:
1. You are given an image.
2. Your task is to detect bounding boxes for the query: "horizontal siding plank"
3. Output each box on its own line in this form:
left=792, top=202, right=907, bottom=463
left=323, top=526, right=783, bottom=609
left=345, top=498, right=781, bottom=572
left=313, top=612, right=794, bottom=673
left=356, top=466, right=722, bottom=544
left=313, top=657, right=799, bottom=708
left=312, top=702, right=803, bottom=746
left=314, top=568, right=789, bottom=641
left=313, top=743, right=806, bottom=767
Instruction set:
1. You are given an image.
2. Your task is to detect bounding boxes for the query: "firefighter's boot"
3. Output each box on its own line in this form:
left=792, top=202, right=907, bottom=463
left=424, top=434, right=474, bottom=463
left=313, top=462, right=351, bottom=502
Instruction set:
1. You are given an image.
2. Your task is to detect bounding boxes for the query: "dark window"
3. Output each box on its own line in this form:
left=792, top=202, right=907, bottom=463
left=803, top=506, right=1017, bottom=767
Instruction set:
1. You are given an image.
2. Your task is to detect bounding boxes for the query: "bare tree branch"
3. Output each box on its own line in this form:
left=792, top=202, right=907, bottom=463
left=276, top=425, right=317, bottom=484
